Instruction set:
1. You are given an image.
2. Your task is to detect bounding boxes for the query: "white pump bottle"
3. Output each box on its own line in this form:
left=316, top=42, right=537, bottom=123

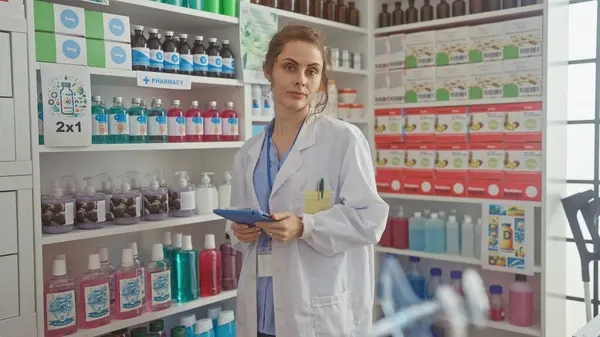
left=218, top=171, right=232, bottom=209
left=196, top=172, right=215, bottom=215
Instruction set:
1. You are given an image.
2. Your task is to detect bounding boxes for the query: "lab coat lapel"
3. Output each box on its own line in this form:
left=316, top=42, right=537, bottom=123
left=245, top=133, right=264, bottom=210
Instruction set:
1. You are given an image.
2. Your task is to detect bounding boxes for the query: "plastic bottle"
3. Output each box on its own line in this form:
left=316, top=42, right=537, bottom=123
left=174, top=235, right=200, bottom=302
left=450, top=270, right=463, bottom=294
left=235, top=251, right=242, bottom=283
left=461, top=215, right=475, bottom=258
left=111, top=175, right=141, bottom=225
left=475, top=218, right=482, bottom=258
left=489, top=285, right=505, bottom=321
left=406, top=256, right=426, bottom=299
left=109, top=97, right=129, bottom=144
left=91, top=96, right=109, bottom=144
left=261, top=85, right=274, bottom=116
left=41, top=179, right=75, bottom=234
left=163, top=31, right=180, bottom=73
left=423, top=208, right=431, bottom=218
left=148, top=28, right=163, bottom=72
left=220, top=234, right=237, bottom=291
left=251, top=84, right=262, bottom=116
left=98, top=248, right=116, bottom=314
left=391, top=207, right=409, bottom=249
left=178, top=34, right=193, bottom=75
left=204, top=0, right=221, bottom=13
left=128, top=98, right=148, bottom=143
left=168, top=100, right=186, bottom=142
left=192, top=36, right=208, bottom=77
left=445, top=215, right=460, bottom=255
left=132, top=25, right=149, bottom=71
left=131, top=327, right=148, bottom=337
left=44, top=258, right=78, bottom=337
left=439, top=210, right=447, bottom=223
left=146, top=243, right=172, bottom=312
left=127, top=171, right=143, bottom=192
left=427, top=267, right=442, bottom=299
left=215, top=310, right=236, bottom=337
left=509, top=275, right=533, bottom=327
left=75, top=177, right=107, bottom=229
left=38, top=92, right=44, bottom=145
left=200, top=234, right=222, bottom=296
left=185, top=100, right=204, bottom=142
left=148, top=98, right=168, bottom=143
left=61, top=175, right=78, bottom=198
left=115, top=248, right=144, bottom=319
left=180, top=314, right=197, bottom=337
left=143, top=173, right=169, bottom=221
left=129, top=242, right=145, bottom=309
left=408, top=212, right=425, bottom=251
left=220, top=102, right=239, bottom=141
left=168, top=171, right=196, bottom=216
left=170, top=233, right=183, bottom=298
left=195, top=318, right=215, bottom=337
left=380, top=213, right=393, bottom=247
left=220, top=40, right=235, bottom=79
left=203, top=101, right=222, bottom=142
left=171, top=326, right=187, bottom=337
left=206, top=38, right=222, bottom=78
left=326, top=80, right=338, bottom=117
left=150, top=319, right=168, bottom=337
left=221, top=0, right=236, bottom=16
left=79, top=253, right=111, bottom=328
left=217, top=171, right=232, bottom=209
left=207, top=307, right=222, bottom=328
left=196, top=172, right=215, bottom=215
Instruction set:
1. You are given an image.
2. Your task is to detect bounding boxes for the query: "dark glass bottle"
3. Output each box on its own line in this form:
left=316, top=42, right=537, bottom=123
left=295, top=0, right=309, bottom=15
left=206, top=38, right=222, bottom=78
left=192, top=36, right=207, bottom=77
left=406, top=0, right=419, bottom=23
left=162, top=31, right=179, bottom=74
left=262, top=0, right=275, bottom=6
left=323, top=0, right=336, bottom=20
left=521, top=0, right=536, bottom=6
left=178, top=34, right=192, bottom=75
left=452, top=0, right=466, bottom=16
left=393, top=2, right=405, bottom=25
left=379, top=3, right=392, bottom=27
left=420, top=0, right=434, bottom=21
left=485, top=0, right=501, bottom=11
left=278, top=0, right=293, bottom=10
left=336, top=0, right=348, bottom=23
left=220, top=40, right=235, bottom=79
left=131, top=26, right=148, bottom=71
left=310, top=0, right=323, bottom=17
left=502, top=0, right=517, bottom=8
left=348, top=1, right=360, bottom=26
left=147, top=29, right=163, bottom=72
left=437, top=0, right=450, bottom=18
left=469, top=0, right=484, bottom=13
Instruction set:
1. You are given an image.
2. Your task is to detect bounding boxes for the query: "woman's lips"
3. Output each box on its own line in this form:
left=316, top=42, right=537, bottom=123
left=287, top=91, right=307, bottom=99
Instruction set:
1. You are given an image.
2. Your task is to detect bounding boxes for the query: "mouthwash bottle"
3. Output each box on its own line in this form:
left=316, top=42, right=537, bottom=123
left=406, top=256, right=426, bottom=299
left=408, top=211, right=425, bottom=251
left=148, top=28, right=163, bottom=72
left=170, top=233, right=183, bottom=299
left=132, top=25, right=149, bottom=71
left=114, top=248, right=143, bottom=319
left=129, top=242, right=145, bottom=308
left=188, top=0, right=202, bottom=10
left=148, top=98, right=167, bottom=143
left=200, top=234, right=222, bottom=297
left=220, top=102, right=239, bottom=141
left=185, top=100, right=203, bottom=142
left=174, top=235, right=200, bottom=302
left=178, top=34, right=193, bottom=75
left=424, top=212, right=445, bottom=254
left=91, top=96, right=108, bottom=144
left=38, top=92, right=44, bottom=145
left=128, top=98, right=148, bottom=143
left=204, top=0, right=220, bottom=13
left=146, top=243, right=171, bottom=312
left=44, top=258, right=77, bottom=337
left=446, top=215, right=460, bottom=255
left=203, top=101, right=221, bottom=142
left=207, top=38, right=222, bottom=78
left=192, top=36, right=208, bottom=77
left=167, top=100, right=186, bottom=143
left=220, top=40, right=235, bottom=79
left=163, top=232, right=173, bottom=260
left=221, top=0, right=237, bottom=16
left=78, top=253, right=111, bottom=329
left=108, top=97, right=129, bottom=144
left=162, top=31, right=180, bottom=74
left=98, top=247, right=116, bottom=314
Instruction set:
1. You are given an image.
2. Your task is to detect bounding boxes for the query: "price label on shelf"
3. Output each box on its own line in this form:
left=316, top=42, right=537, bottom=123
left=40, top=63, right=92, bottom=147
left=136, top=71, right=191, bottom=90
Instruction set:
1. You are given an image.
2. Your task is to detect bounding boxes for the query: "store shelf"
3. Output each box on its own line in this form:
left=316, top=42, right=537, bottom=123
left=68, top=290, right=237, bottom=337
left=379, top=193, right=542, bottom=207
left=375, top=97, right=543, bottom=109
left=374, top=4, right=544, bottom=35
left=42, top=214, right=225, bottom=245
left=437, top=316, right=541, bottom=336
left=332, top=67, right=369, bottom=76
left=251, top=116, right=274, bottom=123
left=38, top=141, right=244, bottom=153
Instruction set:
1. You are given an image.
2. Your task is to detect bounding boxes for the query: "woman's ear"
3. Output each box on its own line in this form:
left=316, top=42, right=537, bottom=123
left=264, top=70, right=272, bottom=84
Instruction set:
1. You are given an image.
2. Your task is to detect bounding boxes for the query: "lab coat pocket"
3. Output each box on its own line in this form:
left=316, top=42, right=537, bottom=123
left=311, top=290, right=353, bottom=337
left=294, top=190, right=336, bottom=215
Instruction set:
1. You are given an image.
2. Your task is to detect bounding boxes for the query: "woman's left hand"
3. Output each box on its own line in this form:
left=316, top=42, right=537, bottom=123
left=256, top=212, right=303, bottom=243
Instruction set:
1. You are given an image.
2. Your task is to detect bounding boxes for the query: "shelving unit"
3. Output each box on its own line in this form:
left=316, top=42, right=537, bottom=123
left=436, top=315, right=542, bottom=336
left=379, top=193, right=542, bottom=207
left=376, top=96, right=544, bottom=109
left=37, top=142, right=244, bottom=153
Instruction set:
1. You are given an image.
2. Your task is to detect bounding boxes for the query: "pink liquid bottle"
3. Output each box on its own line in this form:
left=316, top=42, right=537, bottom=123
left=199, top=234, right=222, bottom=297
left=509, top=274, right=534, bottom=327
left=114, top=248, right=144, bottom=319
left=380, top=211, right=393, bottom=247
left=392, top=207, right=409, bottom=249
left=203, top=101, right=222, bottom=142
left=220, top=101, right=239, bottom=141
left=98, top=248, right=116, bottom=315
left=79, top=253, right=112, bottom=329
left=489, top=285, right=505, bottom=321
left=220, top=234, right=238, bottom=290
left=185, top=100, right=204, bottom=142
left=146, top=243, right=172, bottom=312
left=167, top=99, right=186, bottom=143
left=44, top=258, right=78, bottom=337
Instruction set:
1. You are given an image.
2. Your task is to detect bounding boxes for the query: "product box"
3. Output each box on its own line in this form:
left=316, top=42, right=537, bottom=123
left=35, top=32, right=87, bottom=66
left=376, top=169, right=403, bottom=194
left=503, top=143, right=542, bottom=201
left=404, top=108, right=436, bottom=143
left=405, top=31, right=436, bottom=68
left=435, top=64, right=469, bottom=101
left=503, top=57, right=543, bottom=97
left=389, top=70, right=405, bottom=104
left=468, top=22, right=506, bottom=63
left=468, top=61, right=505, bottom=100
left=503, top=16, right=543, bottom=59
left=435, top=27, right=470, bottom=66
left=403, top=176, right=435, bottom=195
left=467, top=179, right=503, bottom=199
left=34, top=0, right=86, bottom=37
left=375, top=143, right=405, bottom=172
left=468, top=104, right=505, bottom=142
left=405, top=67, right=436, bottom=103
left=85, top=10, right=131, bottom=43
left=435, top=143, right=469, bottom=178
left=389, top=34, right=406, bottom=70
left=503, top=102, right=543, bottom=142
left=404, top=143, right=435, bottom=177
left=435, top=177, right=468, bottom=197
left=86, top=39, right=132, bottom=70
left=375, top=37, right=390, bottom=72
left=375, top=108, right=404, bottom=143
left=375, top=72, right=390, bottom=105
left=468, top=142, right=504, bottom=180
left=434, top=106, right=468, bottom=143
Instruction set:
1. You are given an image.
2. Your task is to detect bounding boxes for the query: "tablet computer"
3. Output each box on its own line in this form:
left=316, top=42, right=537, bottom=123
left=213, top=209, right=275, bottom=226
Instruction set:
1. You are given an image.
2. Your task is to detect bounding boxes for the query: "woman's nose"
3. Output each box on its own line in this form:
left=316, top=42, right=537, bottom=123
left=295, top=72, right=307, bottom=86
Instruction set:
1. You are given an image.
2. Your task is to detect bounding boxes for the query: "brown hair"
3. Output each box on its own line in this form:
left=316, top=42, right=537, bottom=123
left=263, top=25, right=330, bottom=114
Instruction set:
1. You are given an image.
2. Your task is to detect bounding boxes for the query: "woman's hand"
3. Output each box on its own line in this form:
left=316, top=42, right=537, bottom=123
left=231, top=223, right=262, bottom=243
left=256, top=212, right=303, bottom=243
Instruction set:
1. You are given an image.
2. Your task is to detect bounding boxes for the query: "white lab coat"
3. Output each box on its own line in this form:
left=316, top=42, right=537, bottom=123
left=225, top=115, right=389, bottom=337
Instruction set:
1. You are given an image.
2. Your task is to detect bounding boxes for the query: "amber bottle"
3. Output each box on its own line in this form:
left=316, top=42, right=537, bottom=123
left=485, top=0, right=501, bottom=11
left=262, top=0, right=275, bottom=7
left=437, top=0, right=450, bottom=18
left=469, top=0, right=484, bottom=13
left=250, top=0, right=260, bottom=3
left=406, top=0, right=419, bottom=23
left=336, top=0, right=348, bottom=23
left=348, top=1, right=360, bottom=26
left=392, top=1, right=405, bottom=25
left=379, top=3, right=392, bottom=27
left=295, top=0, right=310, bottom=14
left=323, top=0, right=336, bottom=20
left=420, top=0, right=434, bottom=21
left=521, top=0, right=537, bottom=6
left=310, top=0, right=323, bottom=17
left=502, top=0, right=517, bottom=8
left=277, top=0, right=293, bottom=10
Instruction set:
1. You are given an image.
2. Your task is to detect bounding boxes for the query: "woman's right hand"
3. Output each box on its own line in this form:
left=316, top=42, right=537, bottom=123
left=231, top=223, right=262, bottom=243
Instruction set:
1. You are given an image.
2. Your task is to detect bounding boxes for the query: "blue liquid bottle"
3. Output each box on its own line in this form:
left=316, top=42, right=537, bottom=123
left=173, top=235, right=199, bottom=302
left=108, top=97, right=129, bottom=144
left=170, top=233, right=183, bottom=299
left=408, top=212, right=425, bottom=251
left=406, top=256, right=426, bottom=299
left=446, top=215, right=460, bottom=255
left=425, top=212, right=445, bottom=254
left=427, top=268, right=442, bottom=299
left=91, top=96, right=109, bottom=144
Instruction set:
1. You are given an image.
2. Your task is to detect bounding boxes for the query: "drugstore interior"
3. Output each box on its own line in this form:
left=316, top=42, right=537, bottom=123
left=0, top=0, right=581, bottom=336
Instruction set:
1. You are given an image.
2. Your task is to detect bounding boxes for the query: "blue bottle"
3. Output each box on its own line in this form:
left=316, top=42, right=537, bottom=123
left=406, top=256, right=426, bottom=299
left=173, top=235, right=199, bottom=302
left=425, top=213, right=446, bottom=254
left=170, top=233, right=183, bottom=299
left=108, top=96, right=129, bottom=144
left=446, top=215, right=461, bottom=255
left=408, top=212, right=425, bottom=251
left=215, top=310, right=236, bottom=337
left=427, top=268, right=442, bottom=299
left=194, top=318, right=215, bottom=337
left=438, top=210, right=447, bottom=223
left=207, top=306, right=222, bottom=329
left=180, top=313, right=197, bottom=337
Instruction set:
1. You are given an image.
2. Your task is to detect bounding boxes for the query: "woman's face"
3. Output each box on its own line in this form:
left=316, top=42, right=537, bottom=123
left=265, top=40, right=324, bottom=113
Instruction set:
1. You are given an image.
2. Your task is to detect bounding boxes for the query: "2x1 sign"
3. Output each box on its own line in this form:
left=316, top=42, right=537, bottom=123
left=136, top=71, right=191, bottom=90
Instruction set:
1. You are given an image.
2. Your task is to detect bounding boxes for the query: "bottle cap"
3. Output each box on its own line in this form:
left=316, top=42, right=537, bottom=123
left=114, top=96, right=123, bottom=103
left=164, top=232, right=172, bottom=246
left=83, top=177, right=96, bottom=195
left=56, top=253, right=66, bottom=261
left=209, top=37, right=218, bottom=43
left=61, top=175, right=77, bottom=195
left=223, top=39, right=230, bottom=44
left=134, top=25, right=144, bottom=31
left=130, top=327, right=147, bottom=337
left=439, top=211, right=446, bottom=216
left=204, top=234, right=216, bottom=250
left=154, top=169, right=167, bottom=187
left=165, top=31, right=174, bottom=36
left=149, top=28, right=158, bottom=34
left=173, top=233, right=183, bottom=248
left=200, top=172, right=214, bottom=188
left=464, top=215, right=472, bottom=223
left=515, top=274, right=527, bottom=282
left=173, top=36, right=180, bottom=41
left=431, top=213, right=438, bottom=219
left=489, top=285, right=503, bottom=294
left=180, top=314, right=197, bottom=327
left=121, top=248, right=134, bottom=267
left=223, top=171, right=232, bottom=185
left=424, top=208, right=431, bottom=214
left=149, top=319, right=164, bottom=332
left=152, top=243, right=164, bottom=261
left=145, top=172, right=160, bottom=191
left=153, top=98, right=162, bottom=106
left=194, top=318, right=213, bottom=334
left=195, top=35, right=204, bottom=41
left=217, top=310, right=235, bottom=326
left=396, top=206, right=404, bottom=218
left=414, top=212, right=421, bottom=217
left=129, top=242, right=139, bottom=258
left=51, top=179, right=64, bottom=198
left=95, top=173, right=112, bottom=193
left=126, top=171, right=141, bottom=190
left=99, top=248, right=109, bottom=263
left=179, top=33, right=188, bottom=39
left=175, top=171, right=189, bottom=188
left=207, top=306, right=222, bottom=320
left=117, top=175, right=131, bottom=193
left=477, top=218, right=482, bottom=225
left=182, top=235, right=193, bottom=251
left=448, top=215, right=456, bottom=222
left=409, top=256, right=420, bottom=262
left=52, top=259, right=67, bottom=276
left=225, top=101, right=234, bottom=109
left=190, top=100, right=199, bottom=108
left=430, top=268, right=442, bottom=276
left=208, top=101, right=217, bottom=108
left=450, top=270, right=462, bottom=279
left=171, top=326, right=186, bottom=337
left=88, top=253, right=101, bottom=270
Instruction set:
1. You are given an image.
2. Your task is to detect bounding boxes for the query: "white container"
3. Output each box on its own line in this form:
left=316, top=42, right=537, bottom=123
left=338, top=88, right=357, bottom=104
left=217, top=171, right=232, bottom=209
left=251, top=84, right=262, bottom=116
left=341, top=50, right=351, bottom=68
left=351, top=104, right=365, bottom=119
left=337, top=104, right=351, bottom=119
left=326, top=80, right=338, bottom=117
left=330, top=48, right=341, bottom=68
left=461, top=215, right=475, bottom=258
left=261, top=85, right=274, bottom=117
left=196, top=173, right=215, bottom=215
left=353, top=52, right=363, bottom=70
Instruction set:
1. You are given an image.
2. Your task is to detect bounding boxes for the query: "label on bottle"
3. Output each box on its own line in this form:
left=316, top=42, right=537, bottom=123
left=180, top=190, right=196, bottom=211
left=186, top=116, right=203, bottom=136
left=180, top=54, right=193, bottom=72
left=64, top=201, right=74, bottom=225
left=264, top=98, right=272, bottom=109
left=140, top=267, right=145, bottom=304
left=222, top=57, right=235, bottom=75
left=135, top=196, right=142, bottom=217
left=75, top=199, right=106, bottom=223
left=38, top=108, right=44, bottom=136
left=118, top=275, right=143, bottom=312
left=164, top=52, right=180, bottom=71
left=150, top=270, right=171, bottom=306
left=252, top=98, right=260, bottom=109
left=108, top=274, right=115, bottom=305
left=46, top=290, right=76, bottom=330
left=83, top=282, right=110, bottom=322
left=109, top=113, right=129, bottom=135
left=193, top=53, right=208, bottom=72
left=208, top=55, right=222, bottom=73
left=92, top=114, right=108, bottom=136
left=204, top=116, right=222, bottom=136
left=130, top=115, right=148, bottom=136
left=222, top=117, right=239, bottom=136
left=132, top=47, right=150, bottom=67
left=148, top=115, right=167, bottom=136
left=149, top=49, right=164, bottom=70
left=168, top=116, right=186, bottom=137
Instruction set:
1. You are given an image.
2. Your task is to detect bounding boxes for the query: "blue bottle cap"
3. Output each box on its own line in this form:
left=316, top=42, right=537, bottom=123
left=450, top=270, right=462, bottom=279
left=409, top=256, right=420, bottom=262
left=489, top=285, right=503, bottom=294
left=430, top=268, right=442, bottom=276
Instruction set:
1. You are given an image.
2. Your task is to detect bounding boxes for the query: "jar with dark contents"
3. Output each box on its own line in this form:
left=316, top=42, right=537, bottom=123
left=110, top=189, right=141, bottom=225
left=336, top=0, right=348, bottom=23
left=393, top=2, right=404, bottom=26
left=406, top=0, right=419, bottom=23
left=323, top=0, right=336, bottom=20
left=437, top=0, right=450, bottom=18
left=41, top=192, right=75, bottom=234
left=348, top=1, right=360, bottom=26
left=295, top=0, right=310, bottom=15
left=469, top=0, right=484, bottom=13
left=277, top=0, right=293, bottom=10
left=379, top=3, right=392, bottom=27
left=75, top=179, right=107, bottom=229
left=420, top=0, right=434, bottom=21
left=452, top=0, right=466, bottom=16
left=142, top=179, right=169, bottom=221
left=310, top=0, right=323, bottom=17
left=485, top=0, right=501, bottom=11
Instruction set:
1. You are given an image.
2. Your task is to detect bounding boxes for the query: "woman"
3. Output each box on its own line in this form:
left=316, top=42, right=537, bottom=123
left=226, top=25, right=389, bottom=337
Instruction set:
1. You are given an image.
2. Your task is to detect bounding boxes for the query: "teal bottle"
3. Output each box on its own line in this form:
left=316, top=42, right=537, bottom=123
left=165, top=0, right=183, bottom=5
left=173, top=235, right=199, bottom=302
left=148, top=99, right=168, bottom=143
left=188, top=0, right=202, bottom=9
left=204, top=0, right=220, bottom=13
left=170, top=233, right=183, bottom=300
left=91, top=96, right=109, bottom=144
left=128, top=98, right=148, bottom=143
left=108, top=97, right=129, bottom=144
left=424, top=213, right=446, bottom=254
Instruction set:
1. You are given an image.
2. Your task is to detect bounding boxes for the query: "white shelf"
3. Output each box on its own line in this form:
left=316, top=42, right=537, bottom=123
left=437, top=316, right=541, bottom=336
left=379, top=193, right=542, bottom=207
left=42, top=214, right=225, bottom=245
left=342, top=118, right=369, bottom=124
left=68, top=290, right=237, bottom=337
left=38, top=141, right=244, bottom=153
left=250, top=115, right=274, bottom=123
left=0, top=15, right=27, bottom=33
left=332, top=67, right=369, bottom=76
left=375, top=97, right=543, bottom=109
left=374, top=4, right=544, bottom=35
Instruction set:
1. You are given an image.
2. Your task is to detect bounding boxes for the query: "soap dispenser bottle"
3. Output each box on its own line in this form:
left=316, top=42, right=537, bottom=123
left=142, top=173, right=169, bottom=221
left=44, top=258, right=78, bottom=337
left=200, top=234, right=222, bottom=297
left=169, top=171, right=196, bottom=217
left=79, top=253, right=111, bottom=329
left=196, top=172, right=215, bottom=215
left=41, top=179, right=75, bottom=234
left=126, top=171, right=143, bottom=192
left=96, top=173, right=114, bottom=222
left=217, top=171, right=233, bottom=209
left=75, top=177, right=107, bottom=229
left=154, top=169, right=169, bottom=189
left=174, top=235, right=200, bottom=302
left=62, top=175, right=79, bottom=198
left=111, top=175, right=141, bottom=225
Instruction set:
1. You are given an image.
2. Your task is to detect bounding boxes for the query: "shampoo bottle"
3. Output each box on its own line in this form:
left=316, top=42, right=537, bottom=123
left=167, top=100, right=186, bottom=143
left=98, top=248, right=116, bottom=314
left=196, top=172, right=215, bottom=215
left=142, top=173, right=169, bottom=221
left=44, top=258, right=78, bottom=337
left=79, top=253, right=111, bottom=329
left=215, top=310, right=236, bottom=337
left=200, top=234, right=222, bottom=297
left=391, top=207, right=409, bottom=249
left=111, top=175, right=142, bottom=225
left=75, top=177, right=107, bottom=229
left=207, top=306, right=222, bottom=328
left=146, top=243, right=172, bottom=312
left=41, top=179, right=75, bottom=234
left=425, top=212, right=445, bottom=254
left=203, top=101, right=222, bottom=142
left=408, top=212, right=425, bottom=251
left=217, top=171, right=232, bottom=209
left=180, top=314, right=197, bottom=337
left=96, top=173, right=114, bottom=222
left=174, top=235, right=200, bottom=302
left=148, top=98, right=168, bottom=143
left=461, top=215, right=475, bottom=257
left=509, top=275, right=533, bottom=327
left=155, top=169, right=169, bottom=189
left=91, top=95, right=109, bottom=144
left=185, top=100, right=204, bottom=142
left=195, top=318, right=215, bottom=337
left=61, top=175, right=78, bottom=198
left=446, top=215, right=460, bottom=255
left=169, top=171, right=196, bottom=217
left=220, top=234, right=237, bottom=290
left=108, top=96, right=129, bottom=144
left=126, top=171, right=143, bottom=192
left=114, top=248, right=144, bottom=319
left=170, top=233, right=183, bottom=299
left=129, top=242, right=145, bottom=309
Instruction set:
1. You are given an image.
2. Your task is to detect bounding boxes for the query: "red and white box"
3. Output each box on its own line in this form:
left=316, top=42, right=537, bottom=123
left=375, top=143, right=405, bottom=174
left=435, top=106, right=468, bottom=143
left=376, top=169, right=403, bottom=194
left=375, top=108, right=404, bottom=143
left=467, top=179, right=503, bottom=199
left=503, top=143, right=542, bottom=201
left=468, top=142, right=504, bottom=180
left=504, top=102, right=543, bottom=143
left=403, top=176, right=435, bottom=195
left=468, top=104, right=505, bottom=142
left=434, top=143, right=468, bottom=197
left=404, top=143, right=435, bottom=177
left=404, top=108, right=436, bottom=143
left=435, top=177, right=468, bottom=197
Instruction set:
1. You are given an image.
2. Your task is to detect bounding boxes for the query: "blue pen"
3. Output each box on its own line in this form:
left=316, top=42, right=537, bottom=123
left=318, top=178, right=324, bottom=200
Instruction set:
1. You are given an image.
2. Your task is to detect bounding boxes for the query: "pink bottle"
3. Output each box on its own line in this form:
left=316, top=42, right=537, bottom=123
left=185, top=100, right=203, bottom=142
left=98, top=248, right=116, bottom=315
left=509, top=274, right=534, bottom=327
left=235, top=250, right=243, bottom=283
left=391, top=207, right=409, bottom=249
left=146, top=243, right=172, bottom=312
left=44, top=258, right=78, bottom=337
left=199, top=234, right=222, bottom=297
left=167, top=99, right=186, bottom=143
left=220, top=101, right=239, bottom=141
left=489, top=285, right=505, bottom=321
left=380, top=212, right=393, bottom=247
left=203, top=101, right=222, bottom=142
left=79, top=253, right=112, bottom=329
left=220, top=234, right=238, bottom=290
left=114, top=248, right=144, bottom=319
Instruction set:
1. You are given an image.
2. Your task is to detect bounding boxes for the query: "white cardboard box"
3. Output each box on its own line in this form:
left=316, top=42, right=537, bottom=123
left=468, top=61, right=505, bottom=99
left=375, top=71, right=390, bottom=105
left=503, top=56, right=543, bottom=97
left=389, top=69, right=405, bottom=104
left=389, top=34, right=406, bottom=70
left=503, top=16, right=543, bottom=59
left=405, top=31, right=436, bottom=68
left=436, top=64, right=469, bottom=101
left=469, top=22, right=506, bottom=62
left=435, top=27, right=470, bottom=66
left=375, top=37, right=390, bottom=72
left=405, top=67, right=436, bottom=103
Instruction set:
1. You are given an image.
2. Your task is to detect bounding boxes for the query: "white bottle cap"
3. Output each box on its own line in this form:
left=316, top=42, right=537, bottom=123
left=217, top=310, right=235, bottom=326
left=207, top=306, right=222, bottom=320
left=165, top=31, right=174, bottom=36
left=83, top=177, right=96, bottom=195
left=88, top=253, right=101, bottom=270
left=52, top=259, right=67, bottom=277
left=414, top=212, right=422, bottom=217
left=194, top=318, right=213, bottom=334
left=149, top=28, right=158, bottom=34
left=56, top=253, right=66, bottom=261
left=204, top=234, right=216, bottom=250
left=223, top=39, right=230, bottom=44
left=52, top=179, right=64, bottom=198
left=209, top=37, right=217, bottom=43
left=175, top=171, right=188, bottom=188
left=439, top=211, right=446, bottom=216
left=195, top=35, right=204, bottom=41
left=477, top=218, right=482, bottom=225
left=152, top=243, right=164, bottom=261
left=164, top=232, right=172, bottom=246
left=431, top=213, right=438, bottom=219
left=464, top=215, right=472, bottom=223
left=98, top=248, right=109, bottom=263
left=183, top=235, right=193, bottom=251
left=180, top=314, right=197, bottom=327
left=121, top=248, right=134, bottom=268
left=448, top=215, right=456, bottom=222
left=129, top=242, right=139, bottom=258
left=396, top=206, right=404, bottom=218
left=223, top=171, right=232, bottom=185
left=134, top=25, right=144, bottom=31
left=173, top=233, right=183, bottom=248
left=226, top=102, right=234, bottom=109
left=179, top=33, right=188, bottom=39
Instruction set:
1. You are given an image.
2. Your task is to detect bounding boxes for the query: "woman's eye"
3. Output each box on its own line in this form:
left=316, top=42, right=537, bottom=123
left=308, top=69, right=318, bottom=76
left=284, top=65, right=295, bottom=71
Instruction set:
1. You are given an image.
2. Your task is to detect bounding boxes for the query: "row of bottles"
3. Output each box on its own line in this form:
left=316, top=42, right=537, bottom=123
left=252, top=0, right=361, bottom=26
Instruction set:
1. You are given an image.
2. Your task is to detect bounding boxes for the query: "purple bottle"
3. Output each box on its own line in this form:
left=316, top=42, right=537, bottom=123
left=143, top=173, right=169, bottom=221
left=235, top=250, right=243, bottom=283
left=75, top=177, right=107, bottom=229
left=220, top=234, right=238, bottom=290
left=41, top=179, right=75, bottom=234
left=111, top=175, right=142, bottom=225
